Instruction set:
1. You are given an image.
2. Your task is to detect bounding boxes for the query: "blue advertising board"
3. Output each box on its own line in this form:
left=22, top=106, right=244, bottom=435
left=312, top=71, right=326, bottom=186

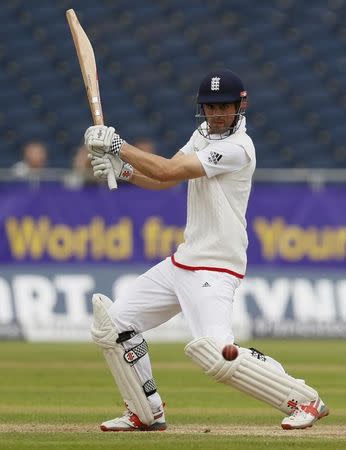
left=0, top=183, right=345, bottom=268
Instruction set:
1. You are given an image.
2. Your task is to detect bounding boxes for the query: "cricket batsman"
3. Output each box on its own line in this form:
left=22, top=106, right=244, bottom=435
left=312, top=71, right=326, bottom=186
left=84, top=69, right=329, bottom=431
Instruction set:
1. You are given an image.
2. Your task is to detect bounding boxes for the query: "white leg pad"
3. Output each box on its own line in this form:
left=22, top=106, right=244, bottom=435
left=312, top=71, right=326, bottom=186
left=185, top=337, right=318, bottom=414
left=91, top=294, right=155, bottom=425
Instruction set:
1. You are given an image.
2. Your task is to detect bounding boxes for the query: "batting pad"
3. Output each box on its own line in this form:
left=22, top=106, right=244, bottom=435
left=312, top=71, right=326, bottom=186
left=185, top=337, right=318, bottom=414
left=91, top=294, right=155, bottom=425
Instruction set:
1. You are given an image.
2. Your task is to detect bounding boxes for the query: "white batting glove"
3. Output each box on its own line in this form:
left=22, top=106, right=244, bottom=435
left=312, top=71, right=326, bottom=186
left=84, top=125, right=125, bottom=157
left=89, top=154, right=133, bottom=182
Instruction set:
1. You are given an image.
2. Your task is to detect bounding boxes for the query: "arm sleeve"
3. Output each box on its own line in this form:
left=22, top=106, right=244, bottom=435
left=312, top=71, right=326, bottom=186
left=179, top=132, right=196, bottom=155
left=195, top=142, right=250, bottom=178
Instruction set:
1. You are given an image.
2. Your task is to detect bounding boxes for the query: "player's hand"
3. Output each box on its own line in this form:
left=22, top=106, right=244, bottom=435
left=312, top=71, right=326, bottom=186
left=84, top=125, right=125, bottom=157
left=89, top=154, right=133, bottom=182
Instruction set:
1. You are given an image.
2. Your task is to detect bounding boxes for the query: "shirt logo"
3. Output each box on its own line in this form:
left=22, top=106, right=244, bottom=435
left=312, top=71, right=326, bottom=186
left=211, top=77, right=220, bottom=91
left=208, top=151, right=223, bottom=165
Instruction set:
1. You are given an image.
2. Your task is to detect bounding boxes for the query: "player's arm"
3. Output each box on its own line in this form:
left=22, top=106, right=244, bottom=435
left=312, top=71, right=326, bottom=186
left=127, top=150, right=184, bottom=190
left=129, top=169, right=179, bottom=190
left=89, top=150, right=189, bottom=190
left=120, top=143, right=205, bottom=182
left=85, top=125, right=206, bottom=184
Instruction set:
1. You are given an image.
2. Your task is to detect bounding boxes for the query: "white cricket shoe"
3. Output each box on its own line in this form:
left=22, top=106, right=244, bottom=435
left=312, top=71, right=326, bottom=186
left=100, top=404, right=167, bottom=432
left=281, top=398, right=329, bottom=430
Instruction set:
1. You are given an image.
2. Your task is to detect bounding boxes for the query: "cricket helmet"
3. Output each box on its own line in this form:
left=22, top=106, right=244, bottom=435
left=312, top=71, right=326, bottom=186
left=196, top=69, right=247, bottom=138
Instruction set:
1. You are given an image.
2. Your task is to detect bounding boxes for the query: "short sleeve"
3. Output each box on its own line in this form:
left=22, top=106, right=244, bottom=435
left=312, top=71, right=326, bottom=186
left=196, top=143, right=250, bottom=178
left=179, top=141, right=193, bottom=155
left=179, top=130, right=198, bottom=155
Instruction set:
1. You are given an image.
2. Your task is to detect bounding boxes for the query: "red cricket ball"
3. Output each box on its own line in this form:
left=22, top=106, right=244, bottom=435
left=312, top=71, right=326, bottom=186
left=222, top=344, right=239, bottom=361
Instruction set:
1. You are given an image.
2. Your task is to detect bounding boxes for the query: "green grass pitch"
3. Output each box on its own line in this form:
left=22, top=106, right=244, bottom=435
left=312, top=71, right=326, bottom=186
left=0, top=340, right=345, bottom=449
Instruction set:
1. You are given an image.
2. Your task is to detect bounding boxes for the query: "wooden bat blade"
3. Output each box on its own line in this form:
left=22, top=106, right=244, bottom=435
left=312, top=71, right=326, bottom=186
left=66, top=9, right=117, bottom=190
left=66, top=8, right=103, bottom=126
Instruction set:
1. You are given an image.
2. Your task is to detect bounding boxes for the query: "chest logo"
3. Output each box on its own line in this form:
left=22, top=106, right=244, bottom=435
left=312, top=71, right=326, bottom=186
left=208, top=151, right=223, bottom=165
left=211, top=77, right=220, bottom=91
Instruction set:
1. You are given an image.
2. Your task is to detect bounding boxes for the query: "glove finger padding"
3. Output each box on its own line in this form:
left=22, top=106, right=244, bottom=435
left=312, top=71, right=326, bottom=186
left=85, top=125, right=115, bottom=154
left=93, top=162, right=109, bottom=172
left=94, top=170, right=107, bottom=179
left=88, top=153, right=133, bottom=182
left=84, top=126, right=94, bottom=142
left=89, top=154, right=111, bottom=180
left=90, top=147, right=105, bottom=158
left=90, top=156, right=107, bottom=167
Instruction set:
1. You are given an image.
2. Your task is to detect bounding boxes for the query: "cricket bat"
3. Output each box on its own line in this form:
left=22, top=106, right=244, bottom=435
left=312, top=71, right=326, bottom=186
left=66, top=9, right=117, bottom=190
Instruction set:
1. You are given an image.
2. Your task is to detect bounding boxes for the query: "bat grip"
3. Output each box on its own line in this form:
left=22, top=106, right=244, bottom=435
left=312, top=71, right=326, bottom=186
left=107, top=169, right=118, bottom=190
left=93, top=119, right=117, bottom=190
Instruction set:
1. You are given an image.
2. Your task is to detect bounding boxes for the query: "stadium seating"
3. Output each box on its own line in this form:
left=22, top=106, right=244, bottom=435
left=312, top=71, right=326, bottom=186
left=0, top=0, right=345, bottom=168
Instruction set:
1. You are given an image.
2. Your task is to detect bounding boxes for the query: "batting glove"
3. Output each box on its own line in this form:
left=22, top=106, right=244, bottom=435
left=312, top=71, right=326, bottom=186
left=89, top=154, right=133, bottom=182
left=84, top=125, right=125, bottom=157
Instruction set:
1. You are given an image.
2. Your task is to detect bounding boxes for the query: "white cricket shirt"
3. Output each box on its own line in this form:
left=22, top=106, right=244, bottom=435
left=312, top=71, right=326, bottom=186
left=172, top=117, right=256, bottom=278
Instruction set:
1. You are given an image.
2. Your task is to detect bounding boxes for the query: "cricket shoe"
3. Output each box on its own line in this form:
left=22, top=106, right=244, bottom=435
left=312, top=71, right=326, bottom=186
left=281, top=398, right=329, bottom=430
left=100, top=404, right=167, bottom=432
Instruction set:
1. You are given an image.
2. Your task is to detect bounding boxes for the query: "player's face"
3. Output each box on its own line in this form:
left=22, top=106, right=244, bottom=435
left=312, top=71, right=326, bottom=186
left=203, top=103, right=237, bottom=134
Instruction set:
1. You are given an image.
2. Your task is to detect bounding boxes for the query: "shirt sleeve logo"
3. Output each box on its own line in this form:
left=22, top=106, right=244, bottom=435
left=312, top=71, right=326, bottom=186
left=208, top=151, right=223, bottom=164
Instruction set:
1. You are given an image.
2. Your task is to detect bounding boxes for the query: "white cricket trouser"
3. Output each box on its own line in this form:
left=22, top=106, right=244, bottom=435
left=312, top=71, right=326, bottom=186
left=109, top=257, right=241, bottom=347
left=108, top=257, right=241, bottom=412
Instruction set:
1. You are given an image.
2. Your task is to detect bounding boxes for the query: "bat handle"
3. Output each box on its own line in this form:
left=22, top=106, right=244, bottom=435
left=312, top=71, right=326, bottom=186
left=93, top=119, right=118, bottom=190
left=107, top=169, right=118, bottom=190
